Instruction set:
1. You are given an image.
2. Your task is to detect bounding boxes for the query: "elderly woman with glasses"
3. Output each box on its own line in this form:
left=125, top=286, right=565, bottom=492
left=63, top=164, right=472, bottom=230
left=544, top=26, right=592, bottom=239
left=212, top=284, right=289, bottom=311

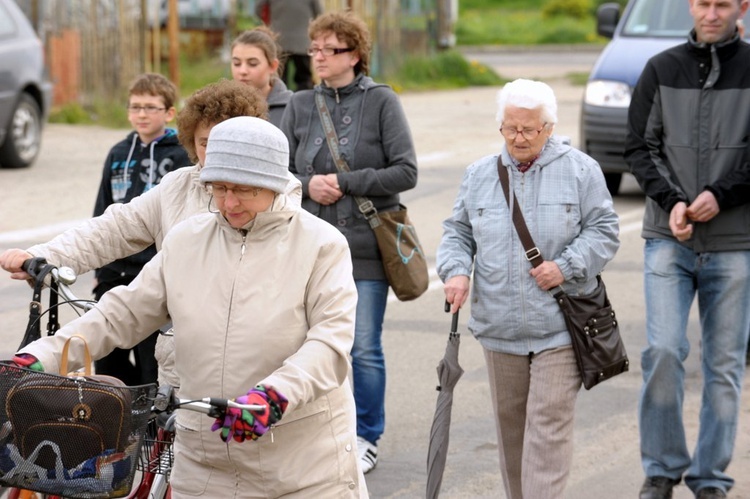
left=0, top=79, right=301, bottom=392
left=16, top=116, right=367, bottom=498
left=437, top=78, right=620, bottom=498
left=280, top=10, right=417, bottom=474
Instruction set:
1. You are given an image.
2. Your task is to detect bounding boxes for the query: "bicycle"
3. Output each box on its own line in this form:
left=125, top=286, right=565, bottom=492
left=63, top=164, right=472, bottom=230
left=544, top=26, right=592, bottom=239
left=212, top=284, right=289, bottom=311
left=0, top=258, right=264, bottom=499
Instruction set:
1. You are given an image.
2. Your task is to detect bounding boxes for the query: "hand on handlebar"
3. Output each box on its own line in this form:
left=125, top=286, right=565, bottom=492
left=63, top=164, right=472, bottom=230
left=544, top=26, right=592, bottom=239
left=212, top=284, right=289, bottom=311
left=0, top=249, right=34, bottom=280
left=4, top=353, right=44, bottom=372
left=211, top=384, right=288, bottom=443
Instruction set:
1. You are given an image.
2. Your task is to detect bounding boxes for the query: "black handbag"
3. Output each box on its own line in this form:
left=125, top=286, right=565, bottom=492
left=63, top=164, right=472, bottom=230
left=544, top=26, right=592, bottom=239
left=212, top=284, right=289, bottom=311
left=315, top=93, right=428, bottom=301
left=496, top=158, right=628, bottom=389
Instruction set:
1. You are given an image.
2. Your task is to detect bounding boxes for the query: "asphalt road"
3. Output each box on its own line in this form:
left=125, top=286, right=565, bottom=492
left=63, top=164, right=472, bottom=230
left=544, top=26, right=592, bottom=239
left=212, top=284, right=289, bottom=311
left=0, top=47, right=748, bottom=498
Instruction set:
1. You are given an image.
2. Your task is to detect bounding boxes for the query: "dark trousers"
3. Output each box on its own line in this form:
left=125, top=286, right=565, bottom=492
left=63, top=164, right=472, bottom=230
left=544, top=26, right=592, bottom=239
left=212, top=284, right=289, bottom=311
left=283, top=52, right=314, bottom=90
left=94, top=277, right=159, bottom=385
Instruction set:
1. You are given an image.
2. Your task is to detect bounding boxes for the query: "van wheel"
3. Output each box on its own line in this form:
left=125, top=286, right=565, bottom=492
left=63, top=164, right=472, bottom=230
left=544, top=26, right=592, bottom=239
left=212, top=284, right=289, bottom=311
left=0, top=93, right=42, bottom=169
left=604, top=173, right=622, bottom=196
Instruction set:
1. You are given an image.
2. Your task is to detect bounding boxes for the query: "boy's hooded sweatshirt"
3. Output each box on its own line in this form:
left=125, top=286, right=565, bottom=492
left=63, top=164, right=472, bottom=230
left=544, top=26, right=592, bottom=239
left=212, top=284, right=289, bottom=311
left=93, top=128, right=190, bottom=281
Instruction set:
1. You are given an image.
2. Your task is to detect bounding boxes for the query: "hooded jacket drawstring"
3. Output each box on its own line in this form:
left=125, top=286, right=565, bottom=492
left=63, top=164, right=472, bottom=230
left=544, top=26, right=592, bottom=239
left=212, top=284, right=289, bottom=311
left=147, top=140, right=157, bottom=190
left=120, top=134, right=138, bottom=198
left=126, top=132, right=168, bottom=195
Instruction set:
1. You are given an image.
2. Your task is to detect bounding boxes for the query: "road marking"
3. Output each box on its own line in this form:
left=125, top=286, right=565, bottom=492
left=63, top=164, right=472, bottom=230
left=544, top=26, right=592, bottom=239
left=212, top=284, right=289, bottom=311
left=0, top=219, right=87, bottom=246
left=417, top=151, right=452, bottom=164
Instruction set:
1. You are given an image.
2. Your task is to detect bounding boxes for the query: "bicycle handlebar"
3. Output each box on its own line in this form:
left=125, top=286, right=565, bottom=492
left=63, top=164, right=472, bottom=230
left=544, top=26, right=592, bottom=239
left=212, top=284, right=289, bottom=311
left=22, top=257, right=95, bottom=313
left=175, top=398, right=266, bottom=415
left=152, top=385, right=265, bottom=421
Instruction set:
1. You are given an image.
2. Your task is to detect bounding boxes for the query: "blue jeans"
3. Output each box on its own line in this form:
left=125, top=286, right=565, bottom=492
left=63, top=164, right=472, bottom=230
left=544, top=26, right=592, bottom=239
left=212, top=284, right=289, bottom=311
left=640, top=239, right=750, bottom=493
left=352, top=279, right=389, bottom=445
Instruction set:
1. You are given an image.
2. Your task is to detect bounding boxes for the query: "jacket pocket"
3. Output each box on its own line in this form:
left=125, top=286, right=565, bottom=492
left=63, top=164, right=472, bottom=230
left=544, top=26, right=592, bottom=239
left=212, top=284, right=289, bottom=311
left=537, top=190, right=581, bottom=245
left=169, top=445, right=212, bottom=496
left=258, top=406, right=345, bottom=495
left=470, top=207, right=511, bottom=263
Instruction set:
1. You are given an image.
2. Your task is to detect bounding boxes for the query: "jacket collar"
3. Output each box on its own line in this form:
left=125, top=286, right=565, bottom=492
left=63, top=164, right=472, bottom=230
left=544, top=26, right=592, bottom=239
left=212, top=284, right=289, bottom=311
left=501, top=135, right=570, bottom=171
left=687, top=28, right=741, bottom=61
left=317, top=72, right=376, bottom=98
left=213, top=192, right=297, bottom=236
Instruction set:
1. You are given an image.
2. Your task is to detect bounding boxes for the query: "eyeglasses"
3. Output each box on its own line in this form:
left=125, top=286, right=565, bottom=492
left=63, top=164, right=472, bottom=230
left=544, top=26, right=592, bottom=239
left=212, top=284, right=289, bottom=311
left=127, top=105, right=166, bottom=114
left=499, top=123, right=548, bottom=141
left=307, top=46, right=354, bottom=57
left=207, top=183, right=263, bottom=200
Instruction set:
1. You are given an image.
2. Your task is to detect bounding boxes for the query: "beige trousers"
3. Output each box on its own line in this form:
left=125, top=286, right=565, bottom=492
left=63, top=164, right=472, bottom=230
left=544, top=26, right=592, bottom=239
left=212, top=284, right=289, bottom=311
left=484, top=345, right=581, bottom=499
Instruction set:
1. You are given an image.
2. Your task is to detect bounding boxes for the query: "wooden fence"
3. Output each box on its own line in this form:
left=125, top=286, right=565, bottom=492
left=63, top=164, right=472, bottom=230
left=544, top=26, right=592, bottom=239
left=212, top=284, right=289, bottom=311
left=13, top=0, right=438, bottom=109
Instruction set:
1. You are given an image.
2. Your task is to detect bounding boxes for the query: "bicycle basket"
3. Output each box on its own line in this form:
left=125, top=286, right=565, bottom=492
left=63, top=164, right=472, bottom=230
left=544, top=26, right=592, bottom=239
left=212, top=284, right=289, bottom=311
left=0, top=363, right=156, bottom=499
left=137, top=417, right=174, bottom=476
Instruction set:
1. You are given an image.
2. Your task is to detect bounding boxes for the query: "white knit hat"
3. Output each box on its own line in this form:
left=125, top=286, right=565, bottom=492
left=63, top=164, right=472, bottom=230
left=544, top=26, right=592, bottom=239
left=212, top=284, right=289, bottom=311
left=200, top=116, right=290, bottom=194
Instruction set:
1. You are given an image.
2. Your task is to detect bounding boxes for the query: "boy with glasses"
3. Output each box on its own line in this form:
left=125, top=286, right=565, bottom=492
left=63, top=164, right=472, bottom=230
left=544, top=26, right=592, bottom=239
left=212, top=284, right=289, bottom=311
left=92, top=72, right=190, bottom=386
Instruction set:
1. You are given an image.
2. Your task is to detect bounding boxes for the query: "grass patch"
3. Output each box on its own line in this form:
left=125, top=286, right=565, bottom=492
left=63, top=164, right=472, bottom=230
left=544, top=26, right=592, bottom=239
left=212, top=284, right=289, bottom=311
left=48, top=103, right=94, bottom=125
left=175, top=53, right=229, bottom=98
left=49, top=98, right=130, bottom=128
left=457, top=8, right=601, bottom=45
left=386, top=50, right=503, bottom=92
left=566, top=71, right=590, bottom=86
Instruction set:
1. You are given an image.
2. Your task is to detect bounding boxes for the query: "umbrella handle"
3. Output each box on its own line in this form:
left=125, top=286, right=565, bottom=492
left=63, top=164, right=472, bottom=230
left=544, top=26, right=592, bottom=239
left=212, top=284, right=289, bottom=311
left=444, top=300, right=459, bottom=334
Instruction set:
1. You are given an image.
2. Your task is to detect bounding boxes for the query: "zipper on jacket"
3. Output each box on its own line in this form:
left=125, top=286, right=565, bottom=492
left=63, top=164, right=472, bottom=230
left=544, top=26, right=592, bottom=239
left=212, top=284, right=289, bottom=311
left=334, top=88, right=340, bottom=104
left=240, top=229, right=247, bottom=257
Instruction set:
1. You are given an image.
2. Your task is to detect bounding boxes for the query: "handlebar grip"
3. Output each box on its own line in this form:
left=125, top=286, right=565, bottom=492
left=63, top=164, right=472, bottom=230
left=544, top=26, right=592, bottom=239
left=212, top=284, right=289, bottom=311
left=153, top=384, right=177, bottom=412
left=206, top=397, right=229, bottom=410
left=205, top=398, right=265, bottom=412
left=21, top=257, right=48, bottom=277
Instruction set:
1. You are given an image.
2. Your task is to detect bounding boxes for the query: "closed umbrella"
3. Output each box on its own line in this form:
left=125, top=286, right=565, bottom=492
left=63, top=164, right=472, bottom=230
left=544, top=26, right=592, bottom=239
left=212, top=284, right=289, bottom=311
left=426, top=301, right=464, bottom=499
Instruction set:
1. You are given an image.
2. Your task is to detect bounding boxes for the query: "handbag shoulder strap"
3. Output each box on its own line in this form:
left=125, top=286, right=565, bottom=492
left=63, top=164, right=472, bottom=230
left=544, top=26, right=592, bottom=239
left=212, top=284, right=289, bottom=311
left=496, top=156, right=544, bottom=268
left=314, top=92, right=381, bottom=228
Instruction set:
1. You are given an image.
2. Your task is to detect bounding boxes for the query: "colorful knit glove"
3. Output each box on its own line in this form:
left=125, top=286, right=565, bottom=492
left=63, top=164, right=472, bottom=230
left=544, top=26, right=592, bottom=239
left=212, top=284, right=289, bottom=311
left=211, top=385, right=288, bottom=443
left=11, top=353, right=43, bottom=372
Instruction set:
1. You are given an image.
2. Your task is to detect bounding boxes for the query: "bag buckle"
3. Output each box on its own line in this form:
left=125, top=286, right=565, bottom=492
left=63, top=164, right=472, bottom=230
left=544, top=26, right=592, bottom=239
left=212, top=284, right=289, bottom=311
left=525, top=247, right=541, bottom=261
left=358, top=200, right=380, bottom=228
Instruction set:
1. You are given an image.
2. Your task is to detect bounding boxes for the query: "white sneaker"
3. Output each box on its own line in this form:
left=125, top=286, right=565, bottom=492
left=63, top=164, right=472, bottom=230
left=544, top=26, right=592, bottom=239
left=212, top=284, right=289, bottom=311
left=356, top=436, right=378, bottom=474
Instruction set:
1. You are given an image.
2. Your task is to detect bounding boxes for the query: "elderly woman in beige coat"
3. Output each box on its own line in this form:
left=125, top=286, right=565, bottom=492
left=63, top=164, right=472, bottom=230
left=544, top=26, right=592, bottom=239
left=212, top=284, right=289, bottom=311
left=16, top=117, right=366, bottom=498
left=0, top=80, right=299, bottom=390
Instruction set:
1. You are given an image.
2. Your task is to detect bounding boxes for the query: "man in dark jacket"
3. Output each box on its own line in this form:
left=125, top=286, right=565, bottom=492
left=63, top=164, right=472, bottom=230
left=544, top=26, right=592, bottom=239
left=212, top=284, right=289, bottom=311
left=624, top=1, right=750, bottom=498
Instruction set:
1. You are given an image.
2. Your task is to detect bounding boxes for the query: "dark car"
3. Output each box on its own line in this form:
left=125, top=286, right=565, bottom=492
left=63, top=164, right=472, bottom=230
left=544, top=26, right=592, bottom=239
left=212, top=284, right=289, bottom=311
left=0, top=0, right=52, bottom=168
left=579, top=0, right=750, bottom=195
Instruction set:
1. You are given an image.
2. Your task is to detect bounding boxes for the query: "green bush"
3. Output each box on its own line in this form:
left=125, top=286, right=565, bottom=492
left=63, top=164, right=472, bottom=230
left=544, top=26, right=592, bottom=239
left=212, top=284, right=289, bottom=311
left=542, top=0, right=593, bottom=20
left=461, top=0, right=545, bottom=9
left=386, top=50, right=503, bottom=92
left=48, top=103, right=93, bottom=125
left=537, top=17, right=599, bottom=43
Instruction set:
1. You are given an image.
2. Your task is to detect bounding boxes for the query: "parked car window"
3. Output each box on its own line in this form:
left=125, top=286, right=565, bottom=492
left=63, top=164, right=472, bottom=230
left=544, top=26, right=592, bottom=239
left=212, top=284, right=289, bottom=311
left=622, top=0, right=693, bottom=37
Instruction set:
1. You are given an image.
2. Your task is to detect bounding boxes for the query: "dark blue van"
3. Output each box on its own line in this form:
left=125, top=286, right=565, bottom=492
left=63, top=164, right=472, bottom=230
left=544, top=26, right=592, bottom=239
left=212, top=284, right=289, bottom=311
left=579, top=0, right=750, bottom=195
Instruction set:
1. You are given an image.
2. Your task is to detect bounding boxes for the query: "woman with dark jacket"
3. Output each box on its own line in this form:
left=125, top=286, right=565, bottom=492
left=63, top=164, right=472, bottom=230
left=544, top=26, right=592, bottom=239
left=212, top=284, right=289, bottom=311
left=280, top=10, right=418, bottom=474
